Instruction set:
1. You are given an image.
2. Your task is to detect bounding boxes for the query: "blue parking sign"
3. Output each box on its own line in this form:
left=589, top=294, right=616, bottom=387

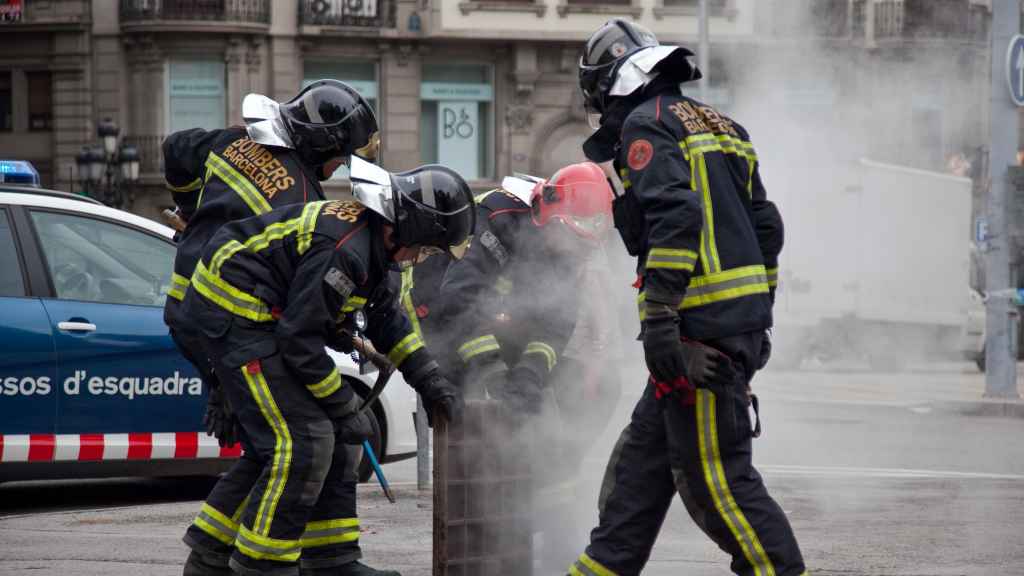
left=1008, top=35, right=1024, bottom=107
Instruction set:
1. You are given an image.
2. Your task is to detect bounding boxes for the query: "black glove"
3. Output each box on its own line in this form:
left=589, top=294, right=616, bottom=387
left=680, top=340, right=735, bottom=390
left=758, top=330, right=772, bottom=370
left=643, top=310, right=687, bottom=383
left=335, top=410, right=373, bottom=445
left=488, top=366, right=545, bottom=416
left=203, top=385, right=240, bottom=448
left=413, top=371, right=463, bottom=425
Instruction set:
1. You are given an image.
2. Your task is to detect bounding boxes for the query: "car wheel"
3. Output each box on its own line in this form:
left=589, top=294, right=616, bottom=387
left=356, top=399, right=383, bottom=484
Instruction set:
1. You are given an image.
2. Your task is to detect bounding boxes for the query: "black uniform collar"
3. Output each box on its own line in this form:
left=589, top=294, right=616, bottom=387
left=582, top=76, right=683, bottom=164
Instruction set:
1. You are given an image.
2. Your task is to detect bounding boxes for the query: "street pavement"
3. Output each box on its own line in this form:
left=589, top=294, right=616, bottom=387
left=2, top=363, right=1024, bottom=576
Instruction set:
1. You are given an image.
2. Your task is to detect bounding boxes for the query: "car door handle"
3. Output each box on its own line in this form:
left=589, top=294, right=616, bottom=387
left=58, top=321, right=97, bottom=332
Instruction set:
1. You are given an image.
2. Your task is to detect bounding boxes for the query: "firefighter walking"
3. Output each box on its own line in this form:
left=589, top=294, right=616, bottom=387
left=179, top=161, right=471, bottom=576
left=569, top=20, right=807, bottom=576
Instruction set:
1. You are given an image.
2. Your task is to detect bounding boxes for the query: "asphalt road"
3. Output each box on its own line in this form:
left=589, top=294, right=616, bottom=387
left=2, top=365, right=1023, bottom=576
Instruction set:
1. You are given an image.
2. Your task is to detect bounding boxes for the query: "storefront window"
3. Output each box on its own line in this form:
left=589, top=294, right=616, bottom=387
left=420, top=64, right=494, bottom=182
left=168, top=58, right=225, bottom=134
left=303, top=61, right=379, bottom=182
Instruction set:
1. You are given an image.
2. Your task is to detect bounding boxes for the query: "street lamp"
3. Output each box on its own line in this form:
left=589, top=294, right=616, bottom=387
left=73, top=118, right=142, bottom=209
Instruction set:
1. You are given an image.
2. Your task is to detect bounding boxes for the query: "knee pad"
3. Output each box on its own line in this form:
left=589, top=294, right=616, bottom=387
left=300, top=419, right=336, bottom=506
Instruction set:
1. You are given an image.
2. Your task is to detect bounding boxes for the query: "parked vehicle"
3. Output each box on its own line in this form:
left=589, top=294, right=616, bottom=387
left=0, top=186, right=417, bottom=483
left=772, top=159, right=973, bottom=370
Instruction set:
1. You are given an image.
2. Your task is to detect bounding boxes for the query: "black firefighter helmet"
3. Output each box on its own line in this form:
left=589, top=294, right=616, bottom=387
left=579, top=19, right=701, bottom=116
left=391, top=165, right=476, bottom=261
left=279, top=79, right=380, bottom=169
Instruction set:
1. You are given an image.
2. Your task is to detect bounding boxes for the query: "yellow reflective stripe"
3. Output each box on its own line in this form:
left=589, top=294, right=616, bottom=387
left=236, top=524, right=301, bottom=562
left=524, top=341, right=557, bottom=372
left=297, top=201, right=319, bottom=254
left=572, top=552, right=619, bottom=576
left=637, top=290, right=647, bottom=322
left=300, top=517, right=361, bottom=548
left=193, top=502, right=239, bottom=546
left=196, top=165, right=212, bottom=208
left=696, top=389, right=776, bottom=575
left=646, top=247, right=697, bottom=271
left=194, top=516, right=236, bottom=546
left=167, top=177, right=203, bottom=193
left=210, top=203, right=323, bottom=276
left=457, top=334, right=501, bottom=362
left=400, top=268, right=423, bottom=339
left=169, top=273, right=190, bottom=301
left=243, top=366, right=292, bottom=537
left=387, top=332, right=424, bottom=367
left=232, top=494, right=251, bottom=523
left=473, top=189, right=500, bottom=204
left=341, top=295, right=368, bottom=314
left=695, top=151, right=721, bottom=272
left=307, top=369, right=343, bottom=399
left=192, top=262, right=274, bottom=323
left=681, top=265, right=769, bottom=310
left=205, top=152, right=273, bottom=215
left=766, top=267, right=779, bottom=288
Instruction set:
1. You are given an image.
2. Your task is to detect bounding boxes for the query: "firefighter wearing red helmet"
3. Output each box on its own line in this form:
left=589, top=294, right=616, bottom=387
left=568, top=18, right=805, bottom=576
left=431, top=162, right=614, bottom=419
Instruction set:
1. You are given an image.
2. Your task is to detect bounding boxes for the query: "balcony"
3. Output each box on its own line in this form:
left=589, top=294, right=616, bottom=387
left=874, top=0, right=989, bottom=43
left=772, top=0, right=852, bottom=39
left=120, top=0, right=270, bottom=32
left=299, top=0, right=395, bottom=29
left=122, top=135, right=165, bottom=177
left=0, top=0, right=89, bottom=30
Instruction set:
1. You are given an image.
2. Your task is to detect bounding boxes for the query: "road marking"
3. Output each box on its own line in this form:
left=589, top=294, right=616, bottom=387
left=760, top=464, right=1024, bottom=481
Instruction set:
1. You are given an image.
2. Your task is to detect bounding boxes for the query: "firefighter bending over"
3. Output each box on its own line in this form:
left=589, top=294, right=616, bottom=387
left=163, top=80, right=380, bottom=448
left=568, top=20, right=806, bottom=576
left=179, top=159, right=469, bottom=576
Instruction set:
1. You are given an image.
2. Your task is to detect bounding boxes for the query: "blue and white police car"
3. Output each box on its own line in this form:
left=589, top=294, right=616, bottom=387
left=0, top=163, right=417, bottom=483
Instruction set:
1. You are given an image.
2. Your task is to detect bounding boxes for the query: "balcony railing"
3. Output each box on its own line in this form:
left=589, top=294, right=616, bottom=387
left=123, top=135, right=164, bottom=176
left=874, top=0, right=989, bottom=42
left=120, top=0, right=270, bottom=25
left=299, top=0, right=395, bottom=28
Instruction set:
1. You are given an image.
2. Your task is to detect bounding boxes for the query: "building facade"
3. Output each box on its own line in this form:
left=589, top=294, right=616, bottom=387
left=0, top=0, right=999, bottom=221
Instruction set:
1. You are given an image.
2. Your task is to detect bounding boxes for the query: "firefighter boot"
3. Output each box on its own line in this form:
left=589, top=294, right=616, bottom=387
left=182, top=549, right=232, bottom=576
left=305, top=561, right=401, bottom=576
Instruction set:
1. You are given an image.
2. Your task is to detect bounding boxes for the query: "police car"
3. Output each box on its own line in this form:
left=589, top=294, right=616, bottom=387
left=0, top=161, right=417, bottom=483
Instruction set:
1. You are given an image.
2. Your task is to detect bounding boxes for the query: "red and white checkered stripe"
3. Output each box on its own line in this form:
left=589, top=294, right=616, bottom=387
left=0, top=433, right=242, bottom=463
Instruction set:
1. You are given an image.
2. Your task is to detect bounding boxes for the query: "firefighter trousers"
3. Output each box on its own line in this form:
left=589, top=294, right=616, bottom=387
left=571, top=332, right=807, bottom=576
left=181, top=300, right=362, bottom=575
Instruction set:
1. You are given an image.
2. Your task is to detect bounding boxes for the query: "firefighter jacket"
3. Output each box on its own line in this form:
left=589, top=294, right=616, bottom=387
left=614, top=86, right=783, bottom=340
left=185, top=200, right=433, bottom=405
left=436, top=190, right=581, bottom=385
left=163, top=126, right=325, bottom=308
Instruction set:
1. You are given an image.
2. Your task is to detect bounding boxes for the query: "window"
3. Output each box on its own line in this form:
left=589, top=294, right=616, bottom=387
left=31, top=211, right=175, bottom=307
left=168, top=58, right=226, bottom=134
left=420, top=64, right=494, bottom=181
left=303, top=61, right=379, bottom=182
left=0, top=71, right=11, bottom=132
left=0, top=208, right=25, bottom=297
left=26, top=71, right=52, bottom=132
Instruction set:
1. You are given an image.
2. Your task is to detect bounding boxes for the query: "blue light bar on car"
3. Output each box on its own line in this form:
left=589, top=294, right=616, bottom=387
left=0, top=160, right=41, bottom=186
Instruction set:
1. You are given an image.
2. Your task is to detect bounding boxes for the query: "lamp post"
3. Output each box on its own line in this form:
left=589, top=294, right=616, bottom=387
left=73, top=117, right=142, bottom=209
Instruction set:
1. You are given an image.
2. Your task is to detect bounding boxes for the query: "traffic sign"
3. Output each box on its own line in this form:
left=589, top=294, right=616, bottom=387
left=1007, top=34, right=1024, bottom=106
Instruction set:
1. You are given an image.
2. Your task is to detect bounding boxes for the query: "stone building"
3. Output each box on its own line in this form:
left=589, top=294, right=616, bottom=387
left=0, top=0, right=998, bottom=221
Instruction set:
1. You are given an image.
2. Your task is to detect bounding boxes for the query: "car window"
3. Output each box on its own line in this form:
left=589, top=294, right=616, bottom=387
left=0, top=208, right=25, bottom=297
left=30, top=210, right=173, bottom=307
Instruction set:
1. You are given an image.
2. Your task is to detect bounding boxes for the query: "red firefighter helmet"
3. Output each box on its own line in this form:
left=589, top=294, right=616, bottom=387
left=530, top=162, right=613, bottom=240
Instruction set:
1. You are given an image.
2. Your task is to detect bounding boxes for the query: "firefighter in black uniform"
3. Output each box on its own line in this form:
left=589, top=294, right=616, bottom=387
left=179, top=160, right=471, bottom=576
left=434, top=163, right=613, bottom=419
left=567, top=20, right=806, bottom=576
left=163, top=79, right=379, bottom=444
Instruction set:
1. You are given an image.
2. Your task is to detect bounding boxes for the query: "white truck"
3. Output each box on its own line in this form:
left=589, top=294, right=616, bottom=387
left=771, top=158, right=973, bottom=370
